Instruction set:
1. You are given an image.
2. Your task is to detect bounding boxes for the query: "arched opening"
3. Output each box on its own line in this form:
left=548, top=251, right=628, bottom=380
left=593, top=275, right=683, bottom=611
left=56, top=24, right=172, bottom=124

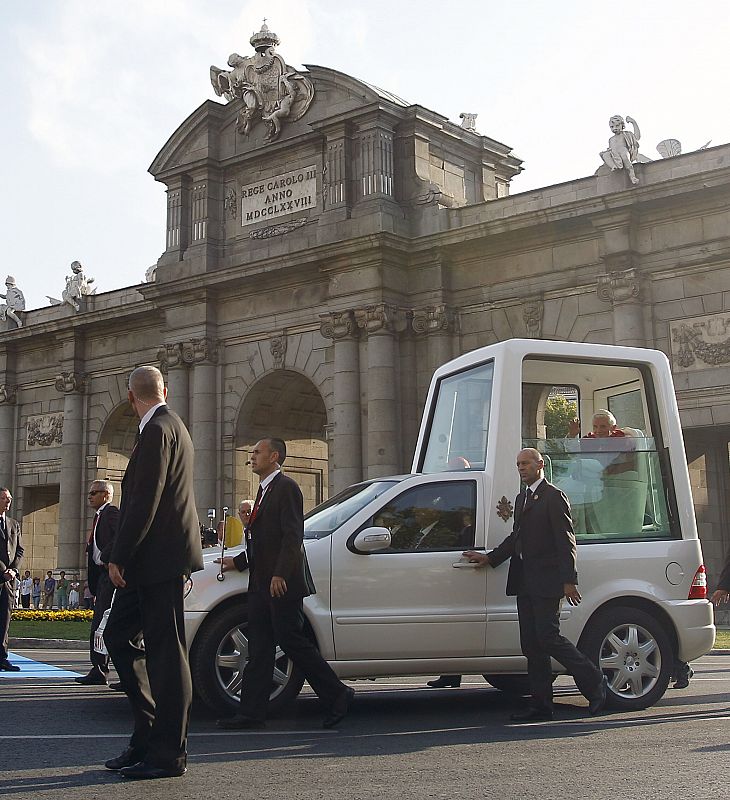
left=96, top=402, right=138, bottom=497
left=235, top=371, right=328, bottom=513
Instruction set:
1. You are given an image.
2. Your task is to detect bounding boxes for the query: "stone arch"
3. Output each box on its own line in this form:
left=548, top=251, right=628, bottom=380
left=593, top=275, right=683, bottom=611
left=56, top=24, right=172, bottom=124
left=96, top=402, right=138, bottom=497
left=234, top=369, right=329, bottom=513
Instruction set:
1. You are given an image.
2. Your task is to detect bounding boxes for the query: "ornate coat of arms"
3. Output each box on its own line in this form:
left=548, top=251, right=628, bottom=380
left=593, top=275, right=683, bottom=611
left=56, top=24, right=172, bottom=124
left=210, top=22, right=315, bottom=142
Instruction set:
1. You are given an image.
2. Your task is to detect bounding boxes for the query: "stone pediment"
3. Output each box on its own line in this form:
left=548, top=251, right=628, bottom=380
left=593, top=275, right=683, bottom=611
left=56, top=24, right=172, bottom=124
left=149, top=64, right=412, bottom=179
left=149, top=100, right=227, bottom=177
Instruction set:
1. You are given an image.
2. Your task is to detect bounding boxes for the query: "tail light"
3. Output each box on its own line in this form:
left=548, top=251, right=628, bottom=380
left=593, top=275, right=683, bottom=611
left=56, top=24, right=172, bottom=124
left=688, top=565, right=707, bottom=599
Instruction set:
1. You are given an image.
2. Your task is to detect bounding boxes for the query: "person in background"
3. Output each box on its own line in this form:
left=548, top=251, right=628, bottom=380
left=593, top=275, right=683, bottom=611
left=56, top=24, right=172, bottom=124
left=69, top=582, right=80, bottom=610
left=31, top=576, right=42, bottom=609
left=20, top=570, right=32, bottom=609
left=82, top=581, right=94, bottom=610
left=56, top=571, right=69, bottom=610
left=42, top=570, right=56, bottom=610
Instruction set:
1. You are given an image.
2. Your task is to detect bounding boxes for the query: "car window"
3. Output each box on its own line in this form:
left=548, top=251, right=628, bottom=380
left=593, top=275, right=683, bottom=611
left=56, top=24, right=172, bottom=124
left=367, top=481, right=477, bottom=553
left=304, top=480, right=400, bottom=539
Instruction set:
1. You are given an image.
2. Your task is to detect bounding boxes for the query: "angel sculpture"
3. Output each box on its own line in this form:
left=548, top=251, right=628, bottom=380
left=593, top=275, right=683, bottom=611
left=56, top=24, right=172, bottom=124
left=600, top=115, right=641, bottom=185
left=0, top=275, right=25, bottom=328
left=47, top=261, right=96, bottom=312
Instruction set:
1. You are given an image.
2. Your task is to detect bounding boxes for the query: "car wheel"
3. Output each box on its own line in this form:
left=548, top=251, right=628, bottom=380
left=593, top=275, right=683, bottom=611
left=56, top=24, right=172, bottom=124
left=483, top=674, right=531, bottom=695
left=580, top=606, right=673, bottom=711
left=190, top=602, right=305, bottom=715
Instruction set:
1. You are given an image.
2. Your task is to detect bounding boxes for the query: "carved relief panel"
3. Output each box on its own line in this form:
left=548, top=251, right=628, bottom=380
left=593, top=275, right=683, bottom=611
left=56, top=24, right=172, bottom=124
left=670, top=312, right=730, bottom=372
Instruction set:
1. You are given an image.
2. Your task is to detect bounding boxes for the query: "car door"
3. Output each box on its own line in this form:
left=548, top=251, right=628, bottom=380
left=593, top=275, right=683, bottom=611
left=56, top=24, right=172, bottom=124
left=330, top=474, right=487, bottom=660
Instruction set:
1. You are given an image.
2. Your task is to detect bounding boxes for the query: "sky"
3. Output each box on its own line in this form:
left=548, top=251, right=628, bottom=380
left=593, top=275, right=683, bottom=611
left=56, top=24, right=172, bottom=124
left=2, top=0, right=730, bottom=310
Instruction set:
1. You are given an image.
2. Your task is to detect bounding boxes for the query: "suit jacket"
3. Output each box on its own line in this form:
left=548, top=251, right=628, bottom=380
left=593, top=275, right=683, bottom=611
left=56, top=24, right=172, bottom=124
left=110, top=406, right=203, bottom=586
left=233, top=472, right=314, bottom=598
left=86, top=504, right=120, bottom=595
left=487, top=480, right=578, bottom=597
left=0, top=515, right=23, bottom=581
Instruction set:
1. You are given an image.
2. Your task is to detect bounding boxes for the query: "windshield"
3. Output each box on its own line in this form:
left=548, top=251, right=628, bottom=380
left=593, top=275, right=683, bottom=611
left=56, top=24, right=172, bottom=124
left=304, top=480, right=400, bottom=539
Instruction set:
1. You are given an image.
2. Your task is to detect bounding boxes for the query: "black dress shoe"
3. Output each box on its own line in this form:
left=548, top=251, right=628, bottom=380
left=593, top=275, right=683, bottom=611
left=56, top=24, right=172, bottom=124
left=673, top=666, right=694, bottom=689
left=108, top=682, right=124, bottom=692
left=323, top=686, right=355, bottom=728
left=426, top=676, right=462, bottom=688
left=0, top=659, right=20, bottom=672
left=75, top=670, right=108, bottom=685
left=509, top=707, right=553, bottom=722
left=119, top=761, right=186, bottom=780
left=104, top=747, right=145, bottom=771
left=216, top=714, right=266, bottom=730
left=588, top=675, right=608, bottom=715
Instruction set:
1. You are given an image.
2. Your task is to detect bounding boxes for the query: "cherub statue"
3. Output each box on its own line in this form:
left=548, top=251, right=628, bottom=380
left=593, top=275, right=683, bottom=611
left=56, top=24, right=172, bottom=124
left=600, top=115, right=641, bottom=185
left=47, top=260, right=96, bottom=311
left=262, top=72, right=299, bottom=141
left=0, top=275, right=25, bottom=328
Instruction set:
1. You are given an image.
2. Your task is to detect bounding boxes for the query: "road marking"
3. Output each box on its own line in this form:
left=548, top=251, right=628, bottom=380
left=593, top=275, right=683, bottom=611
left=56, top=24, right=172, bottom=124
left=0, top=730, right=338, bottom=740
left=1, top=652, right=81, bottom=679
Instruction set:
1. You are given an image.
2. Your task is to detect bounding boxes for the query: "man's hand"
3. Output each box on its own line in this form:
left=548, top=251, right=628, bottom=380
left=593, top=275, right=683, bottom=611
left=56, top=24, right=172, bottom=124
left=711, top=589, right=729, bottom=606
left=462, top=550, right=490, bottom=567
left=568, top=418, right=581, bottom=438
left=3, top=569, right=15, bottom=582
left=108, top=563, right=126, bottom=589
left=564, top=583, right=582, bottom=605
left=214, top=556, right=236, bottom=573
left=270, top=576, right=287, bottom=598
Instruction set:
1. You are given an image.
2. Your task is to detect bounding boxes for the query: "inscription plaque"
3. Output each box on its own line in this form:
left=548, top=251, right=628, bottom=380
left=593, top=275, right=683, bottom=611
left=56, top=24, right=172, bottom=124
left=240, top=165, right=317, bottom=226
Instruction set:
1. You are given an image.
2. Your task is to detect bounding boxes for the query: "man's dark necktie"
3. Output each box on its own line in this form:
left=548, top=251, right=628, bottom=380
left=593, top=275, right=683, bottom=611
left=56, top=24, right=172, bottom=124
left=248, top=485, right=264, bottom=526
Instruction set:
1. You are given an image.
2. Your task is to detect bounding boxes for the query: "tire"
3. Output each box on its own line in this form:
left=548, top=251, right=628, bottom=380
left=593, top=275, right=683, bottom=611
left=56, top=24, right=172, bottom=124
left=190, top=602, right=305, bottom=715
left=483, top=674, right=531, bottom=695
left=579, top=605, right=673, bottom=711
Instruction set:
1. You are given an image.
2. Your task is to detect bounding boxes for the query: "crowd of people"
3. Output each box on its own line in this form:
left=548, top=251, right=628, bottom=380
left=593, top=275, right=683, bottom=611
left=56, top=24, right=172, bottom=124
left=10, top=569, right=93, bottom=611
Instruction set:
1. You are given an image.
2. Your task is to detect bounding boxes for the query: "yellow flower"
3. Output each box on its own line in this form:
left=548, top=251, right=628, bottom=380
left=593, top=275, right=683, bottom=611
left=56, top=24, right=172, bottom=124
left=12, top=609, right=93, bottom=621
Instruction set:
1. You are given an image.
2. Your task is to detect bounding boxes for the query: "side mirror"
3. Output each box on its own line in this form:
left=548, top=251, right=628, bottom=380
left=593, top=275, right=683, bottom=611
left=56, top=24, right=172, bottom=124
left=352, top=526, right=392, bottom=553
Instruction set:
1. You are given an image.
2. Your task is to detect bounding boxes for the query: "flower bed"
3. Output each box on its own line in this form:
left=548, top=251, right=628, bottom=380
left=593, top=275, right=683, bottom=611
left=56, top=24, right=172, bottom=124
left=12, top=609, right=93, bottom=622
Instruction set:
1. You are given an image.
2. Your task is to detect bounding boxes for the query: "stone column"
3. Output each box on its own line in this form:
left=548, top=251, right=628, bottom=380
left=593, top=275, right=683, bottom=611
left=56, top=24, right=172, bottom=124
left=187, top=338, right=219, bottom=519
left=597, top=268, right=647, bottom=348
left=412, top=304, right=459, bottom=378
left=158, top=342, right=189, bottom=425
left=356, top=304, right=404, bottom=478
left=320, top=310, right=362, bottom=493
left=0, top=384, right=17, bottom=488
left=56, top=372, right=86, bottom=571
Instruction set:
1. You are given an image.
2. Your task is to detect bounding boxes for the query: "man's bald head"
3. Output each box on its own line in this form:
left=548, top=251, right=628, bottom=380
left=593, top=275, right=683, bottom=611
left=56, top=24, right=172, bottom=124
left=516, top=448, right=544, bottom=484
left=128, top=366, right=165, bottom=403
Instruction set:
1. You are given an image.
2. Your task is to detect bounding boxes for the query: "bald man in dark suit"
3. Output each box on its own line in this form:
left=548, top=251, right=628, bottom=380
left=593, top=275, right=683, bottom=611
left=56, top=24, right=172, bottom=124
left=103, top=366, right=203, bottom=780
left=0, top=487, right=22, bottom=672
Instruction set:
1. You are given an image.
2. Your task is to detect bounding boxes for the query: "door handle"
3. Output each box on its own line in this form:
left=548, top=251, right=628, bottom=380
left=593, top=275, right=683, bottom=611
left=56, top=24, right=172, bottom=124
left=452, top=560, right=480, bottom=569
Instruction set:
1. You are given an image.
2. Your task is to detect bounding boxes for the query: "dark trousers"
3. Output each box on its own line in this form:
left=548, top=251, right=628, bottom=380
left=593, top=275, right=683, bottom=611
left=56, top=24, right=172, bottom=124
left=517, top=593, right=603, bottom=711
left=240, top=589, right=346, bottom=721
left=104, top=577, right=191, bottom=770
left=88, top=572, right=114, bottom=674
left=0, top=582, right=11, bottom=660
left=21, top=593, right=31, bottom=609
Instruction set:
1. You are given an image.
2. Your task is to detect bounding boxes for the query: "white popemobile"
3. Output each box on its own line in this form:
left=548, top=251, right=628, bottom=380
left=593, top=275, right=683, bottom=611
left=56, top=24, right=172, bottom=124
left=184, top=339, right=716, bottom=714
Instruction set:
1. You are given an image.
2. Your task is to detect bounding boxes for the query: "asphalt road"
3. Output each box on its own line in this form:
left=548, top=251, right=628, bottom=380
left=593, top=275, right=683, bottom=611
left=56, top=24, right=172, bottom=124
left=1, top=648, right=728, bottom=800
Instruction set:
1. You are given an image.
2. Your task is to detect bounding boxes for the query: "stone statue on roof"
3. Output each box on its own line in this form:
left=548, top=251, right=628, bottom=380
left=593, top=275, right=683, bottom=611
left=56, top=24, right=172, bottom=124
left=210, top=21, right=314, bottom=142
left=600, top=115, right=642, bottom=185
left=47, top=261, right=96, bottom=312
left=0, top=275, right=25, bottom=328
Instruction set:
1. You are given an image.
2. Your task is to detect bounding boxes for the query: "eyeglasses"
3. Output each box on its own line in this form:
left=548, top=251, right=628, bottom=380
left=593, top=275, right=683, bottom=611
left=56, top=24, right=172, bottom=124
left=88, top=490, right=105, bottom=496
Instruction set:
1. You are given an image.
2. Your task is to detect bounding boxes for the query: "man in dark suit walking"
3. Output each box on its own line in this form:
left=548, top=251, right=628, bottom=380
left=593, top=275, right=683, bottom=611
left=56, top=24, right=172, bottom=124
left=0, top=487, right=22, bottom=672
left=75, top=480, right=119, bottom=685
left=216, top=437, right=354, bottom=729
left=464, top=448, right=606, bottom=721
left=103, top=366, right=203, bottom=780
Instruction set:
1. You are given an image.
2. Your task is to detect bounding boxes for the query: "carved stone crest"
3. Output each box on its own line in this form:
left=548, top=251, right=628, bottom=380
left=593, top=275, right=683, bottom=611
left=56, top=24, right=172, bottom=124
left=597, top=268, right=641, bottom=306
left=27, top=413, right=64, bottom=448
left=210, top=22, right=315, bottom=143
left=522, top=298, right=544, bottom=338
left=157, top=342, right=184, bottom=374
left=55, top=371, right=86, bottom=394
left=181, top=337, right=219, bottom=366
left=496, top=496, right=514, bottom=522
left=411, top=305, right=459, bottom=336
left=224, top=187, right=238, bottom=220
left=270, top=333, right=287, bottom=369
left=670, top=312, right=730, bottom=371
left=320, top=310, right=359, bottom=342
